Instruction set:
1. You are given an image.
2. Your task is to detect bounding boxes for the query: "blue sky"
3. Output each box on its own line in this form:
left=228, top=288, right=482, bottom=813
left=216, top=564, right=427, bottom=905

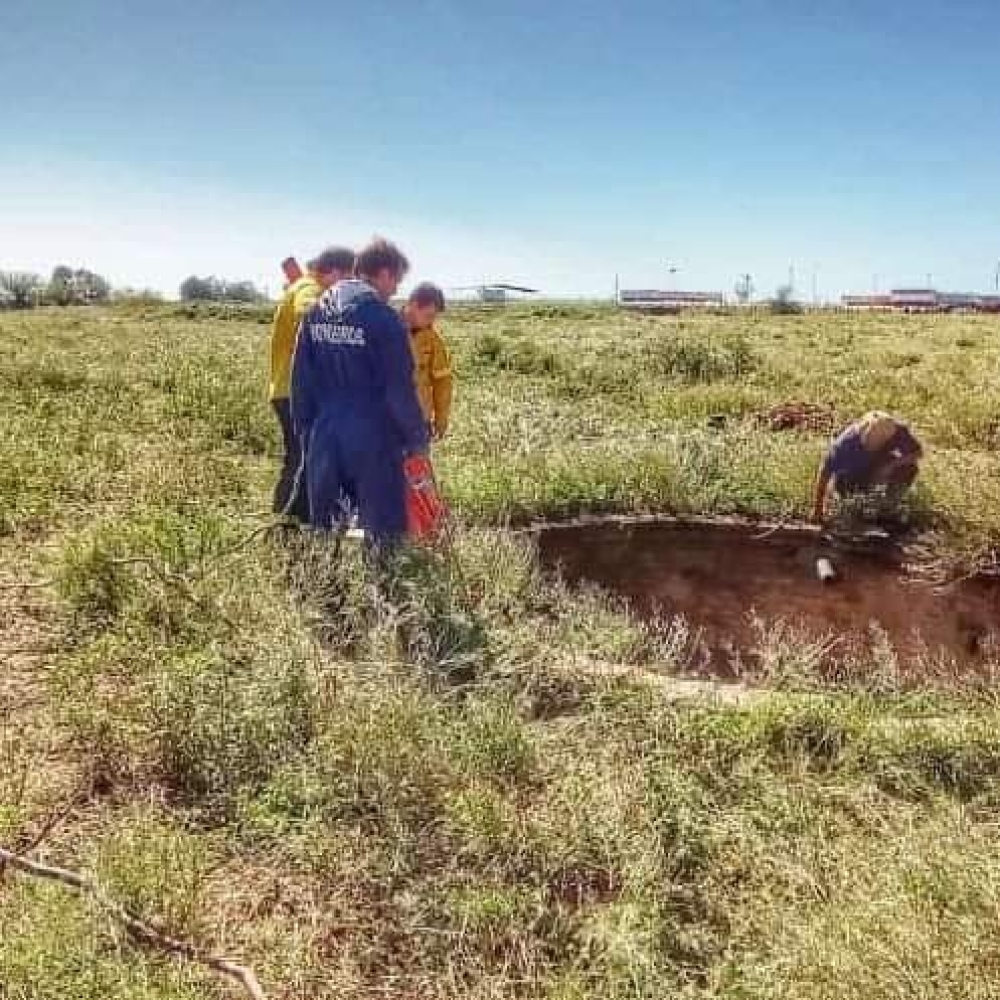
left=2, top=0, right=999, bottom=299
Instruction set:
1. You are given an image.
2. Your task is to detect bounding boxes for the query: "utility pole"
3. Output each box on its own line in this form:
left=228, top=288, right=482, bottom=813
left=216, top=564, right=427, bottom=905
left=788, top=263, right=796, bottom=297
left=811, top=264, right=819, bottom=306
left=995, top=261, right=999, bottom=292
left=926, top=272, right=933, bottom=289
left=614, top=273, right=620, bottom=304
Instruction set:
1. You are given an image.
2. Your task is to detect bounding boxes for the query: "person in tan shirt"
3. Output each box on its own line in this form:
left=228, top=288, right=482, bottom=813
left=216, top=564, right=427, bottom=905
left=402, top=283, right=454, bottom=440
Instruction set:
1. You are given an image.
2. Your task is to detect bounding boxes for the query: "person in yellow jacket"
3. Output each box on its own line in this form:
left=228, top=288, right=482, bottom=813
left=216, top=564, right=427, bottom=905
left=269, top=246, right=355, bottom=516
left=402, top=282, right=453, bottom=440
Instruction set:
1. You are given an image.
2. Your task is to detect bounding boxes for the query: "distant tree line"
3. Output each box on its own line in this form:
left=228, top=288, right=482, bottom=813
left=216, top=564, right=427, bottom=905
left=0, top=265, right=115, bottom=309
left=0, top=270, right=43, bottom=308
left=0, top=264, right=266, bottom=309
left=178, top=275, right=263, bottom=303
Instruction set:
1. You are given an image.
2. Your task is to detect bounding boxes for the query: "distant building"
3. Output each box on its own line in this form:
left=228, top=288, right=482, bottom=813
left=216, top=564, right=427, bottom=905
left=890, top=289, right=939, bottom=309
left=619, top=289, right=725, bottom=309
left=939, top=292, right=1000, bottom=312
left=842, top=294, right=893, bottom=309
left=842, top=288, right=1000, bottom=313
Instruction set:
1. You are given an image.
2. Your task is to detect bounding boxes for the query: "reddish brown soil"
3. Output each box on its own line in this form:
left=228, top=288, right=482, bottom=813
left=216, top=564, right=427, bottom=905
left=531, top=517, right=1000, bottom=675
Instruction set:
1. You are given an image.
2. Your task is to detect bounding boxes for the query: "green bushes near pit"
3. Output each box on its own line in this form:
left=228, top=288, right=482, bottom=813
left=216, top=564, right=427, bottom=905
left=56, top=510, right=244, bottom=636
left=471, top=332, right=563, bottom=376
left=466, top=327, right=762, bottom=397
left=442, top=428, right=819, bottom=525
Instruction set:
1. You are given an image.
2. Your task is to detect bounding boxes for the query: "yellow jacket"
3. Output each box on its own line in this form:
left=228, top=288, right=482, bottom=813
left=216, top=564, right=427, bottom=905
left=410, top=325, right=454, bottom=436
left=269, top=274, right=322, bottom=400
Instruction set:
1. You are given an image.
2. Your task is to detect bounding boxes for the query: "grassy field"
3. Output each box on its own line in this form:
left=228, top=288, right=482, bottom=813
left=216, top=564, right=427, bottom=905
left=4, top=301, right=1000, bottom=999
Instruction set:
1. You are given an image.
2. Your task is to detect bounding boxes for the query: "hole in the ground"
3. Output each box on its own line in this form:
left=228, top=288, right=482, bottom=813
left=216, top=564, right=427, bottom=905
left=530, top=516, right=1000, bottom=677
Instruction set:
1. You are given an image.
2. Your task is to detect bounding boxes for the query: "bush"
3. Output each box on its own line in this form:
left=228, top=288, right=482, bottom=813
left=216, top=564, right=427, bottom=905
left=645, top=333, right=759, bottom=382
left=471, top=332, right=562, bottom=375
left=149, top=644, right=317, bottom=808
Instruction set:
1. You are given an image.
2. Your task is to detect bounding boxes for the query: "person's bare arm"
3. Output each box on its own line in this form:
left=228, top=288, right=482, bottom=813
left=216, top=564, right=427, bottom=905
left=812, top=465, right=834, bottom=522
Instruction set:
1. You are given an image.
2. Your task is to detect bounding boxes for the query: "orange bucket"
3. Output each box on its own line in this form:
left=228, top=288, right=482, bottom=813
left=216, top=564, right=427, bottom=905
left=404, top=455, right=448, bottom=540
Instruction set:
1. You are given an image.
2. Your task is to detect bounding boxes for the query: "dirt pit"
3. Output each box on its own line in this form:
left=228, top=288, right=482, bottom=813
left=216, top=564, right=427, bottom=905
left=531, top=516, right=1000, bottom=677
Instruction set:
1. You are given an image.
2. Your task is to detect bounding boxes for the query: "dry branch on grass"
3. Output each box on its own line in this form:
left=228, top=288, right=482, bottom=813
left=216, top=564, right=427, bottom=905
left=0, top=846, right=267, bottom=1000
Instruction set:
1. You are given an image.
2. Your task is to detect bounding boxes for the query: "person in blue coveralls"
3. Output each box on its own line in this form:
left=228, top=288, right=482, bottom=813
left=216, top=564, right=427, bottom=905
left=290, top=237, right=429, bottom=546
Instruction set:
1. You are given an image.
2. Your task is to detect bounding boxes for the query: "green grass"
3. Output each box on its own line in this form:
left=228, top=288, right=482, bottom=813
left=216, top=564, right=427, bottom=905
left=3, top=303, right=1000, bottom=998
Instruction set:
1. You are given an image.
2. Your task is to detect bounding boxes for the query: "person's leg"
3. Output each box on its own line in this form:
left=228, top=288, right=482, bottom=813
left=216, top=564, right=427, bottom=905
left=355, top=446, right=408, bottom=551
left=271, top=399, right=299, bottom=515
left=285, top=417, right=310, bottom=521
left=304, top=420, right=349, bottom=531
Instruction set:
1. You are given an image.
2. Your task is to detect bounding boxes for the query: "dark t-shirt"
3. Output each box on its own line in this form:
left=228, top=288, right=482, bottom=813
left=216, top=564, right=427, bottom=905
left=822, top=421, right=920, bottom=483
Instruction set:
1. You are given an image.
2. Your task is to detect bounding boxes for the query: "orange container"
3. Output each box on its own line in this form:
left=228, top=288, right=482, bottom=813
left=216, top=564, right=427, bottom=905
left=404, top=454, right=448, bottom=540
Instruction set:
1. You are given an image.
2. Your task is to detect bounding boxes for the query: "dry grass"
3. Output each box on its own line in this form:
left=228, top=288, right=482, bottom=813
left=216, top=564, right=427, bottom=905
left=3, top=303, right=1000, bottom=998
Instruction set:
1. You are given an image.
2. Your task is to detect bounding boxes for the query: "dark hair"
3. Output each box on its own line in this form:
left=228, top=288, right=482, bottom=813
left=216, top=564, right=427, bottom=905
left=308, top=246, right=355, bottom=275
left=408, top=282, right=446, bottom=312
left=355, top=237, right=409, bottom=282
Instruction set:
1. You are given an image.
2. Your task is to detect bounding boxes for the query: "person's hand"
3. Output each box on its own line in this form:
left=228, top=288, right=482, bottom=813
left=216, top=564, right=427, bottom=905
left=433, top=422, right=448, bottom=441
left=810, top=502, right=826, bottom=524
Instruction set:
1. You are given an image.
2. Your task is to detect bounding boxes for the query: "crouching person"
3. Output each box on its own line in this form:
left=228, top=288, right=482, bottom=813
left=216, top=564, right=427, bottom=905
left=290, top=238, right=429, bottom=548
left=812, top=411, right=923, bottom=527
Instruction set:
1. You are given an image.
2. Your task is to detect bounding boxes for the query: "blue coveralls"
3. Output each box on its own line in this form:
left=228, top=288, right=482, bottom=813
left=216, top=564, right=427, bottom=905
left=290, top=280, right=429, bottom=545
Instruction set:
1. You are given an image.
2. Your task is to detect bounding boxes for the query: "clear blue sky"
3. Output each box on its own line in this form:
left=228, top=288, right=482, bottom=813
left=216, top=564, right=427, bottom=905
left=2, top=0, right=999, bottom=299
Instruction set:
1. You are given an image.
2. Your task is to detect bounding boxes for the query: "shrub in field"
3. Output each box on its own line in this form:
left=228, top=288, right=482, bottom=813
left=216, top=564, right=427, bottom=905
left=770, top=285, right=803, bottom=314
left=0, top=882, right=210, bottom=998
left=387, top=547, right=491, bottom=681
left=57, top=511, right=237, bottom=633
left=246, top=677, right=535, bottom=845
left=645, top=333, right=759, bottom=383
left=470, top=332, right=562, bottom=375
left=54, top=509, right=321, bottom=814
left=149, top=643, right=317, bottom=807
